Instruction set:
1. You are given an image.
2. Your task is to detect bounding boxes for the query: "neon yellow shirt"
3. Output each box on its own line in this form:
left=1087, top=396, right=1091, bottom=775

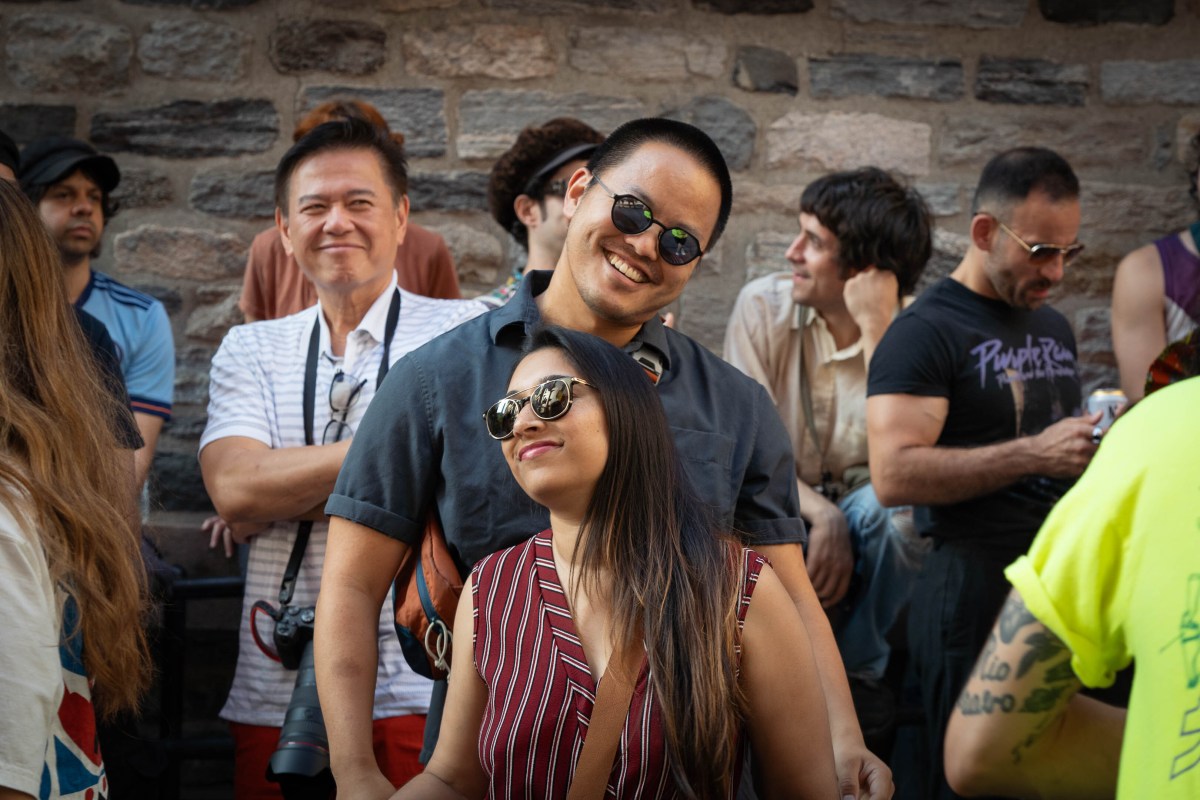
left=1006, top=378, right=1200, bottom=798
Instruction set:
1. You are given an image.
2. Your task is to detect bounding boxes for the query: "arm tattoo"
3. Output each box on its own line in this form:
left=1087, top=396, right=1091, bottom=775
left=998, top=592, right=1037, bottom=644
left=1017, top=631, right=1067, bottom=678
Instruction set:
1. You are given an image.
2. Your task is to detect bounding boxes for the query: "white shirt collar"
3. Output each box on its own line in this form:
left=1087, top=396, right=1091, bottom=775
left=310, top=274, right=400, bottom=372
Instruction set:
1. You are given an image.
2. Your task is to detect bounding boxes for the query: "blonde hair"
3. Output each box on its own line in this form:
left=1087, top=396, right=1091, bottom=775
left=0, top=180, right=150, bottom=718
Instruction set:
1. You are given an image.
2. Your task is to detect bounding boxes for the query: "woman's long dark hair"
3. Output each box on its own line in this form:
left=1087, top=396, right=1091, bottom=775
left=522, top=326, right=743, bottom=798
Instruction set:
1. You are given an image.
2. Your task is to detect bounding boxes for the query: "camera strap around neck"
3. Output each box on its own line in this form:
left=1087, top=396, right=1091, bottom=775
left=278, top=290, right=402, bottom=607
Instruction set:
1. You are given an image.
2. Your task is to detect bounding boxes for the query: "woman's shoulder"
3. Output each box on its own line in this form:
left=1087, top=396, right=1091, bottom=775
left=471, top=529, right=548, bottom=586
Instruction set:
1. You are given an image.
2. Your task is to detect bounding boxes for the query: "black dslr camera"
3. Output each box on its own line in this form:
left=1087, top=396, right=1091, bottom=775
left=253, top=601, right=334, bottom=800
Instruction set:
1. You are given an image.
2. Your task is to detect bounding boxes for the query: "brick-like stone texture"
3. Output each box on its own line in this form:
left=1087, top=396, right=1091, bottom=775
left=270, top=19, right=386, bottom=76
left=568, top=28, right=726, bottom=81
left=112, top=169, right=174, bottom=210
left=300, top=87, right=447, bottom=159
left=1101, top=61, right=1200, bottom=106
left=172, top=344, right=219, bottom=407
left=940, top=117, right=1149, bottom=168
left=151, top=450, right=210, bottom=511
left=728, top=179, right=799, bottom=215
left=91, top=100, right=278, bottom=157
left=810, top=54, right=963, bottom=101
left=1082, top=183, right=1193, bottom=236
left=403, top=25, right=554, bottom=80
left=457, top=90, right=646, bottom=160
left=483, top=0, right=659, bottom=11
left=1178, top=114, right=1200, bottom=164
left=744, top=232, right=793, bottom=282
left=1039, top=0, right=1173, bottom=25
left=662, top=95, right=756, bottom=172
left=114, top=226, right=248, bottom=281
left=138, top=19, right=250, bottom=82
left=6, top=14, right=132, bottom=93
left=733, top=46, right=798, bottom=95
left=185, top=291, right=243, bottom=342
left=696, top=0, right=814, bottom=12
left=831, top=0, right=1026, bottom=28
left=767, top=111, right=932, bottom=176
left=378, top=0, right=462, bottom=8
left=975, top=57, right=1088, bottom=106
left=189, top=170, right=275, bottom=219
left=915, top=182, right=963, bottom=217
left=922, top=229, right=970, bottom=291
left=408, top=171, right=489, bottom=212
left=0, top=104, right=76, bottom=143
left=121, top=0, right=260, bottom=7
left=426, top=221, right=504, bottom=286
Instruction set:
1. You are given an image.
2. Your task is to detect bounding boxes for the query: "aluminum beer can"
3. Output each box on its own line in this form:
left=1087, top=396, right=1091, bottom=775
left=1086, top=388, right=1127, bottom=435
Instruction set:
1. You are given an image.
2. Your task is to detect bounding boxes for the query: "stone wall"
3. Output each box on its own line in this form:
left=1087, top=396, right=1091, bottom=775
left=2, top=0, right=1198, bottom=512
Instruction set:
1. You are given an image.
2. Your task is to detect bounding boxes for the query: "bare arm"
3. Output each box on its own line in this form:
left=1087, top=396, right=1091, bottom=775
left=198, top=436, right=351, bottom=524
left=945, top=590, right=1125, bottom=798
left=867, top=394, right=1098, bottom=508
left=317, top=516, right=411, bottom=800
left=843, top=266, right=900, bottom=369
left=742, top=563, right=839, bottom=799
left=795, top=479, right=853, bottom=609
left=0, top=788, right=34, bottom=800
left=757, top=542, right=892, bottom=800
left=391, top=576, right=489, bottom=799
left=1111, top=244, right=1166, bottom=402
left=132, top=411, right=164, bottom=491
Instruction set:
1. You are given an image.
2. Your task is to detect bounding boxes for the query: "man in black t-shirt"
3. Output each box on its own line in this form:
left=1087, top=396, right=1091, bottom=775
left=866, top=147, right=1102, bottom=800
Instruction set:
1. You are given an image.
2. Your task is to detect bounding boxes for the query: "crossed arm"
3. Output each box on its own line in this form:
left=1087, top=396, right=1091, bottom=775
left=944, top=589, right=1126, bottom=798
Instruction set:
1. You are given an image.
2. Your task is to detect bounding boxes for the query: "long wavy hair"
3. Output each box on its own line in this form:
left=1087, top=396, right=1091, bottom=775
left=0, top=180, right=150, bottom=718
left=520, top=326, right=744, bottom=799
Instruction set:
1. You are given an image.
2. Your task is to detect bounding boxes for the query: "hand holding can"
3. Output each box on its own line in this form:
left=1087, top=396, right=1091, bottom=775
left=1086, top=389, right=1127, bottom=444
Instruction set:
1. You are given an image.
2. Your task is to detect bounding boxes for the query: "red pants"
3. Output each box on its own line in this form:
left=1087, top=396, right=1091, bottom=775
left=229, top=715, right=426, bottom=799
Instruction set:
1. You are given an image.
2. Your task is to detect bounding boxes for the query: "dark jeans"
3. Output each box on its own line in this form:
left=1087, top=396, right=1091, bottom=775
left=907, top=538, right=1022, bottom=800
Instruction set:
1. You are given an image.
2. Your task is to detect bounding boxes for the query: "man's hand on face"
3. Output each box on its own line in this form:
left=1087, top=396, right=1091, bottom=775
left=805, top=497, right=855, bottom=609
left=843, top=267, right=899, bottom=334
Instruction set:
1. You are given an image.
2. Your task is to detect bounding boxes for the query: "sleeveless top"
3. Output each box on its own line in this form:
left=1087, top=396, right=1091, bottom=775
left=1154, top=225, right=1200, bottom=342
left=471, top=529, right=765, bottom=799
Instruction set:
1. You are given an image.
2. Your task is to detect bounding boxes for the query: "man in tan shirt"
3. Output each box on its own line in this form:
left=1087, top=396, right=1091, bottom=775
left=724, top=167, right=932, bottom=687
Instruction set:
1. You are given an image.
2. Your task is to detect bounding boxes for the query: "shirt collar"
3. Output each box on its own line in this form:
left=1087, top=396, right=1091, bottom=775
left=309, top=273, right=399, bottom=360
left=488, top=269, right=672, bottom=371
left=800, top=304, right=864, bottom=363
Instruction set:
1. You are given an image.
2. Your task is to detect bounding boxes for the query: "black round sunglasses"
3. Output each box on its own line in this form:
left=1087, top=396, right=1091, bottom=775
left=590, top=175, right=703, bottom=266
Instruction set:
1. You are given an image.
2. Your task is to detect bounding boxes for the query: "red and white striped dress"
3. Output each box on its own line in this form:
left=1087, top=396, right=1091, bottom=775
left=471, top=528, right=765, bottom=798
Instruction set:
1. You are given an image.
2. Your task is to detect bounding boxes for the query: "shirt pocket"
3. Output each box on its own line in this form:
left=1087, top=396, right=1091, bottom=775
left=670, top=427, right=735, bottom=523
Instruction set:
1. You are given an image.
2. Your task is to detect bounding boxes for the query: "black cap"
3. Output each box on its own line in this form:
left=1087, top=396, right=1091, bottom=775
left=0, top=129, right=17, bottom=176
left=18, top=136, right=120, bottom=193
left=520, top=142, right=599, bottom=196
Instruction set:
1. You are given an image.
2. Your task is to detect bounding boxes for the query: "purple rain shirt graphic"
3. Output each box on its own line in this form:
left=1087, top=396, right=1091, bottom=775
left=970, top=334, right=1077, bottom=438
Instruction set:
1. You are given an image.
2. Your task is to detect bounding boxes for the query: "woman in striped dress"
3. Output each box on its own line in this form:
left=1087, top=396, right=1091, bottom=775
left=396, top=326, right=837, bottom=799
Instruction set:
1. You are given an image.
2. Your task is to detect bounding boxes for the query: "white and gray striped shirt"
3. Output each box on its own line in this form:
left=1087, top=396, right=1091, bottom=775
left=200, top=276, right=487, bottom=726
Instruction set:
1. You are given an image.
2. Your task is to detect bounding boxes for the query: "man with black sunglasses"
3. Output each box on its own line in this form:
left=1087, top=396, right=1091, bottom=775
left=866, top=147, right=1101, bottom=799
left=318, top=117, right=893, bottom=800
left=197, top=118, right=485, bottom=797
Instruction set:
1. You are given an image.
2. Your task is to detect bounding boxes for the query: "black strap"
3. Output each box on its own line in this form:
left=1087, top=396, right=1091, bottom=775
left=795, top=304, right=834, bottom=493
left=279, top=289, right=402, bottom=606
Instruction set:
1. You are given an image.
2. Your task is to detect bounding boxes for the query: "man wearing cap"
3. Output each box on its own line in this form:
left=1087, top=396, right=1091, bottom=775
left=481, top=117, right=604, bottom=306
left=20, top=137, right=174, bottom=491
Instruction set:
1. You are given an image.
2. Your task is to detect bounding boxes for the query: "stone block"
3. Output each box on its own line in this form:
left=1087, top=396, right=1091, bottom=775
left=189, top=170, right=275, bottom=219
left=91, top=99, right=278, bottom=158
left=121, top=0, right=260, bottom=7
left=112, top=169, right=174, bottom=210
left=744, top=231, right=793, bottom=282
left=150, top=450, right=211, bottom=511
left=403, top=25, right=554, bottom=80
left=173, top=344, right=219, bottom=407
left=733, top=46, right=798, bottom=95
left=425, top=221, right=504, bottom=286
left=0, top=104, right=76, bottom=143
left=939, top=117, right=1149, bottom=169
left=695, top=0, right=814, bottom=11
left=568, top=28, right=726, bottom=81
left=140, top=284, right=184, bottom=316
left=661, top=95, right=756, bottom=172
left=766, top=112, right=932, bottom=176
left=138, top=19, right=250, bottom=82
left=921, top=229, right=969, bottom=291
left=915, top=182, right=963, bottom=217
left=810, top=54, right=963, bottom=101
left=729, top=179, right=800, bottom=216
left=378, top=0, right=463, bottom=8
left=1178, top=114, right=1200, bottom=164
left=974, top=57, right=1089, bottom=106
left=114, top=225, right=248, bottom=282
left=482, top=0, right=660, bottom=10
left=830, top=0, right=1025, bottom=28
left=185, top=292, right=243, bottom=343
left=408, top=171, right=489, bottom=212
left=1101, top=61, right=1200, bottom=106
left=6, top=14, right=132, bottom=93
left=270, top=19, right=386, bottom=76
left=457, top=90, right=645, bottom=160
left=1081, top=182, right=1193, bottom=236
left=300, top=87, right=447, bottom=158
left=1039, top=0, right=1173, bottom=25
